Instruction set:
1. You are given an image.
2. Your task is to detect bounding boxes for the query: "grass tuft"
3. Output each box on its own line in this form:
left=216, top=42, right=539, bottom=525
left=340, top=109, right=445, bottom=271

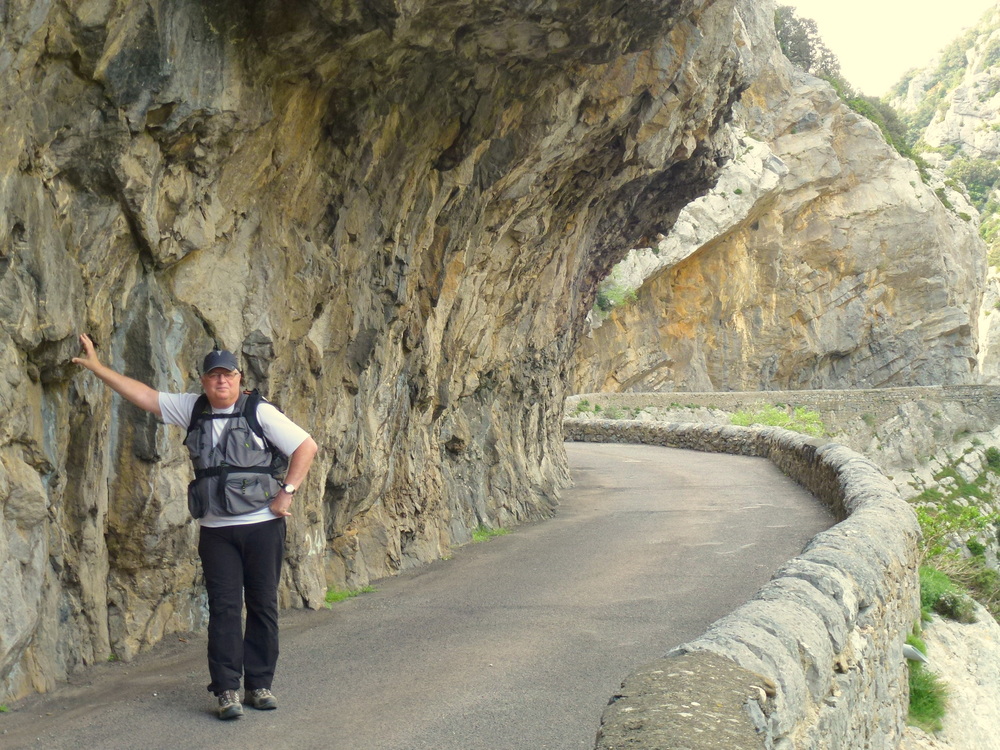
left=908, top=661, right=948, bottom=733
left=325, top=585, right=376, bottom=606
left=472, top=524, right=510, bottom=543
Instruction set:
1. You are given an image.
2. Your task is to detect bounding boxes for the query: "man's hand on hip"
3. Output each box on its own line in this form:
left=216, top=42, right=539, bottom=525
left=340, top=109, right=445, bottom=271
left=270, top=491, right=293, bottom=517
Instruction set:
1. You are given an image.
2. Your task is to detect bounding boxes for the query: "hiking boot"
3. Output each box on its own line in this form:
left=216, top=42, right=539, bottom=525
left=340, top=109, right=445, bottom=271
left=245, top=687, right=278, bottom=710
left=216, top=689, right=243, bottom=720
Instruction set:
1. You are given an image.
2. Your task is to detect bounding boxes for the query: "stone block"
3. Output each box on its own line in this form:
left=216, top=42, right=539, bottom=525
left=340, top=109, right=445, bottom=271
left=596, top=651, right=768, bottom=750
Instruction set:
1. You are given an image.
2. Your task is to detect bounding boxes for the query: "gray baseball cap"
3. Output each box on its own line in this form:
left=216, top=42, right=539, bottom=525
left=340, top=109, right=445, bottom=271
left=202, top=349, right=239, bottom=373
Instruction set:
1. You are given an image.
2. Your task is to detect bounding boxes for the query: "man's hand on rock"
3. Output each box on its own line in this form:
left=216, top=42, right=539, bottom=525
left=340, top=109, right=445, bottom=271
left=72, top=333, right=103, bottom=373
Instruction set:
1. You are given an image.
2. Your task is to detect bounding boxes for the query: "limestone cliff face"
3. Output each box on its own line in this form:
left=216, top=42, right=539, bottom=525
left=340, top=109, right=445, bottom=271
left=887, top=4, right=1000, bottom=383
left=572, top=47, right=986, bottom=392
left=0, top=0, right=765, bottom=699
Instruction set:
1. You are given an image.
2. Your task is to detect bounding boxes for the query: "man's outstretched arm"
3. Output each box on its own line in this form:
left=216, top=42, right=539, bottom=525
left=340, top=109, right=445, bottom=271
left=72, top=333, right=163, bottom=417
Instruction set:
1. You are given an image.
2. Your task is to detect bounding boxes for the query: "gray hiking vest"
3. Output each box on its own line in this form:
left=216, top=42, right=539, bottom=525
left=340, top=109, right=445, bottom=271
left=184, top=392, right=283, bottom=519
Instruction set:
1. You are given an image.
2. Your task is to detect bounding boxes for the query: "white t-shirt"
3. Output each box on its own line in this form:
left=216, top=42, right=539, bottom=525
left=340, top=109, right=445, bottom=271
left=159, top=392, right=311, bottom=527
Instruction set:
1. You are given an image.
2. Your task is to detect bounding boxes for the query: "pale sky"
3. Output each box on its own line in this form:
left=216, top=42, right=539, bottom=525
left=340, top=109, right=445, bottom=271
left=782, top=0, right=999, bottom=96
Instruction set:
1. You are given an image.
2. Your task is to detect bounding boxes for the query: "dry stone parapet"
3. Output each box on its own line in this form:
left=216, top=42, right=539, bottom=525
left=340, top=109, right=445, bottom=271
left=566, top=419, right=921, bottom=749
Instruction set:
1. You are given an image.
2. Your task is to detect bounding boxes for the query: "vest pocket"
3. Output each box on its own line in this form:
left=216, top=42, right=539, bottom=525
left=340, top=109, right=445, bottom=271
left=188, top=479, right=209, bottom=519
left=223, top=473, right=280, bottom=515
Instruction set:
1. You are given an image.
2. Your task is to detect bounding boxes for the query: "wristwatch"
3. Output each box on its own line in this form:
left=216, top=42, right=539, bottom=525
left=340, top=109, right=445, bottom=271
left=281, top=483, right=296, bottom=495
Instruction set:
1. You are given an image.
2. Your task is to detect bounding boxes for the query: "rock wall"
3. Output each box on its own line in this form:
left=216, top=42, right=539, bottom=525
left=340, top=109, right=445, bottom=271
left=572, top=49, right=986, bottom=392
left=565, top=419, right=921, bottom=749
left=887, top=4, right=1000, bottom=383
left=0, top=0, right=770, bottom=700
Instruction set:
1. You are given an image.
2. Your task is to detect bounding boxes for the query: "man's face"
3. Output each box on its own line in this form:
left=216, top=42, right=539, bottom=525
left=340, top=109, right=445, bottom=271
left=201, top=367, right=242, bottom=408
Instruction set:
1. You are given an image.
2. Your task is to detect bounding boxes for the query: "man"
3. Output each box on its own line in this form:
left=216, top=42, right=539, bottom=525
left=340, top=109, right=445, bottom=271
left=73, top=333, right=318, bottom=720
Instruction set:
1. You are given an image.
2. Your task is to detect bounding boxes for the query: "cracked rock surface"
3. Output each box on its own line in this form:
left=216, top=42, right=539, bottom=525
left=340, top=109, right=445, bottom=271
left=1, top=0, right=763, bottom=699
left=572, top=47, right=986, bottom=392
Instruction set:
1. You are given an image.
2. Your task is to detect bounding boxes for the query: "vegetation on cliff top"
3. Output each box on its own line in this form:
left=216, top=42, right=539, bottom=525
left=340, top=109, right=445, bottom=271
left=891, top=26, right=982, bottom=143
left=884, top=5, right=1000, bottom=260
left=775, top=6, right=918, bottom=165
left=779, top=3, right=1000, bottom=261
left=773, top=6, right=841, bottom=81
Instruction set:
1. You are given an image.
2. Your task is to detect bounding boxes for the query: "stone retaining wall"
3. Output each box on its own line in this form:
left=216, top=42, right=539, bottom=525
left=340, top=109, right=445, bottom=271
left=565, top=419, right=921, bottom=749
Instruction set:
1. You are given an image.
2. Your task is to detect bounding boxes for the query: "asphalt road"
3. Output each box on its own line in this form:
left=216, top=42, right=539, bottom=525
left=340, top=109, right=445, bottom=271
left=1, top=442, right=833, bottom=750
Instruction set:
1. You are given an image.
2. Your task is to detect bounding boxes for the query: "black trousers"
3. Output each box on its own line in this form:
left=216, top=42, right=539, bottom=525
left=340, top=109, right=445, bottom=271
left=198, top=518, right=286, bottom=694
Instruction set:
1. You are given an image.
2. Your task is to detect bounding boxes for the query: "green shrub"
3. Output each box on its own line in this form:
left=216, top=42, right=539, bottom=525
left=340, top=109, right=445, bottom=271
left=935, top=590, right=978, bottom=622
left=970, top=566, right=1000, bottom=610
left=906, top=632, right=927, bottom=655
left=842, top=92, right=914, bottom=160
left=919, top=566, right=955, bottom=612
left=945, top=156, right=1000, bottom=210
left=774, top=6, right=841, bottom=79
left=988, top=240, right=1000, bottom=268
left=935, top=187, right=954, bottom=209
left=981, top=200, right=1000, bottom=251
left=929, top=466, right=990, bottom=500
left=920, top=565, right=979, bottom=622
left=981, top=37, right=1000, bottom=69
left=934, top=556, right=1000, bottom=619
left=890, top=69, right=917, bottom=99
left=985, top=446, right=1000, bottom=471
left=917, top=503, right=998, bottom=557
left=595, top=283, right=638, bottom=312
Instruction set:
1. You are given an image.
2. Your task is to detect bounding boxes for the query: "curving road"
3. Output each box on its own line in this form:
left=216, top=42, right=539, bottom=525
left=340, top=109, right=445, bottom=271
left=0, top=443, right=833, bottom=750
